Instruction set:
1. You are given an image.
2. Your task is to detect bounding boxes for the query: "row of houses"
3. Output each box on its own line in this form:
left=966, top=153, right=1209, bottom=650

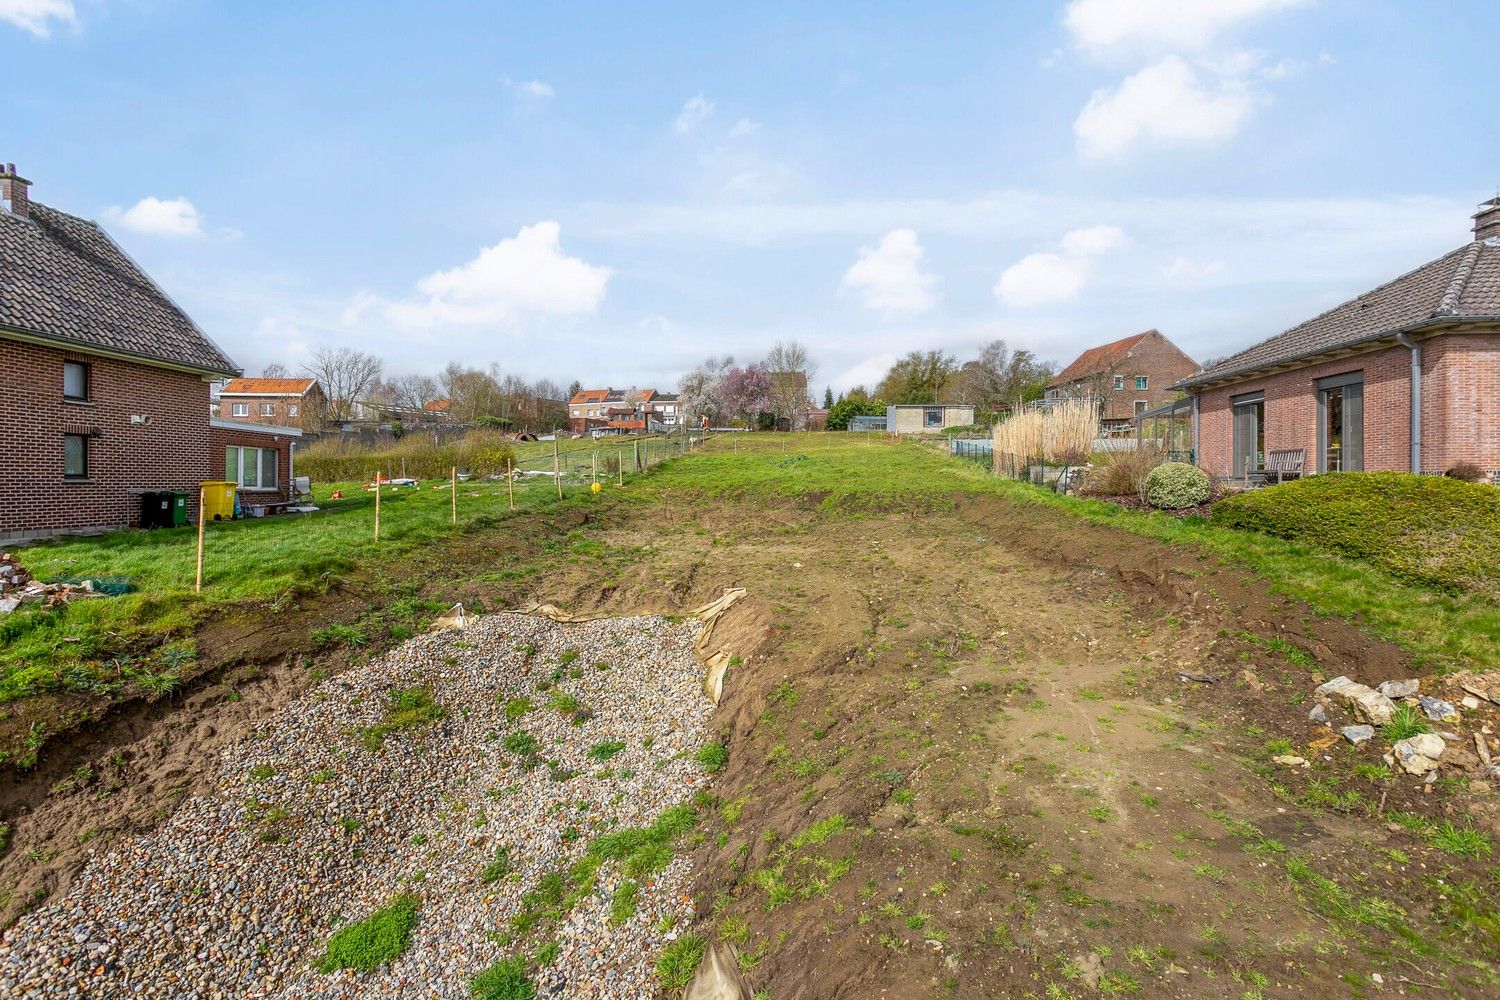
left=567, top=388, right=680, bottom=434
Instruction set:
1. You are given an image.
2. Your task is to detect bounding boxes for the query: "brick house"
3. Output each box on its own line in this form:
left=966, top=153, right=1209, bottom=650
left=568, top=387, right=661, bottom=434
left=1046, top=330, right=1199, bottom=432
left=217, top=377, right=325, bottom=429
left=0, top=163, right=248, bottom=543
left=1177, top=197, right=1500, bottom=480
left=208, top=418, right=301, bottom=504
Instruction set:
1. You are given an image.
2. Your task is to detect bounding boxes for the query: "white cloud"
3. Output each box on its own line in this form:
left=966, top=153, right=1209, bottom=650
left=103, top=196, right=205, bottom=238
left=1061, top=224, right=1128, bottom=256
left=674, top=94, right=715, bottom=133
left=381, top=221, right=611, bottom=327
left=501, top=75, right=554, bottom=98
left=728, top=117, right=761, bottom=137
left=0, top=0, right=75, bottom=37
left=1162, top=256, right=1226, bottom=281
left=995, top=224, right=1126, bottom=308
left=1074, top=56, right=1256, bottom=158
left=1064, top=0, right=1308, bottom=55
left=840, top=228, right=940, bottom=314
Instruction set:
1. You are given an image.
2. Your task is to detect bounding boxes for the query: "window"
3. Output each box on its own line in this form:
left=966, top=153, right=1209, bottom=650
left=289, top=404, right=299, bottom=417
left=1134, top=400, right=1148, bottom=417
left=260, top=402, right=275, bottom=417
left=63, top=433, right=88, bottom=478
left=1232, top=392, right=1265, bottom=478
left=1135, top=375, right=1149, bottom=391
left=225, top=445, right=278, bottom=490
left=1318, top=372, right=1364, bottom=473
left=1112, top=375, right=1125, bottom=391
left=231, top=402, right=249, bottom=417
left=63, top=361, right=89, bottom=401
left=923, top=406, right=943, bottom=428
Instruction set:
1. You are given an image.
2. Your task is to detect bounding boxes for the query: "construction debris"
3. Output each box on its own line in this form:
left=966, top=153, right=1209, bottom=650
left=0, top=552, right=108, bottom=613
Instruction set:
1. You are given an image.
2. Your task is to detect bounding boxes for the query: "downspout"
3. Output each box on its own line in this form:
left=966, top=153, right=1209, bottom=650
left=1395, top=333, right=1421, bottom=474
left=1190, top=393, right=1200, bottom=466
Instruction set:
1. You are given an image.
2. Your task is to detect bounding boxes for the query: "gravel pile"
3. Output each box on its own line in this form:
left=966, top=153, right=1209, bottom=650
left=0, top=612, right=716, bottom=998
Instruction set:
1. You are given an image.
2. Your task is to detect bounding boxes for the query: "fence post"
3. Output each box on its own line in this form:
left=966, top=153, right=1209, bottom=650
left=634, top=440, right=640, bottom=472
left=194, top=485, right=206, bottom=593
left=553, top=438, right=562, bottom=499
left=592, top=450, right=598, bottom=484
left=451, top=466, right=457, bottom=525
left=618, top=450, right=624, bottom=486
left=373, top=472, right=381, bottom=539
left=508, top=458, right=515, bottom=511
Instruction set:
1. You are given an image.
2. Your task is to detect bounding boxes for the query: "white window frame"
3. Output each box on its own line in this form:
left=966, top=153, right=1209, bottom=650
left=226, top=445, right=279, bottom=491
left=289, top=404, right=299, bottom=417
left=1135, top=375, right=1149, bottom=391
left=231, top=402, right=249, bottom=417
left=1112, top=375, right=1125, bottom=391
left=260, top=402, right=275, bottom=416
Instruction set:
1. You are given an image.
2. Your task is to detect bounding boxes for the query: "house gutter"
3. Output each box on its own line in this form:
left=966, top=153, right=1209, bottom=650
left=1395, top=332, right=1422, bottom=474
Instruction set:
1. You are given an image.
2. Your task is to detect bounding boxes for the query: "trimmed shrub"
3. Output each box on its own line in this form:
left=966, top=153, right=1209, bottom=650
left=1211, top=472, right=1500, bottom=598
left=1144, top=462, right=1211, bottom=510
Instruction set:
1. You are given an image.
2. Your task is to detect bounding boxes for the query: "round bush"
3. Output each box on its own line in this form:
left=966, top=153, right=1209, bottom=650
left=1144, top=462, right=1211, bottom=509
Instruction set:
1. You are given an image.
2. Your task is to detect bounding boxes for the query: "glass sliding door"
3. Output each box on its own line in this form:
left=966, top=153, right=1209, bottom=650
left=1231, top=392, right=1264, bottom=479
left=1317, top=374, right=1364, bottom=472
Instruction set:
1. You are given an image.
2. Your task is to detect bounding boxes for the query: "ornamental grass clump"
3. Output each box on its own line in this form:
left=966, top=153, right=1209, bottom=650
left=1144, top=462, right=1211, bottom=510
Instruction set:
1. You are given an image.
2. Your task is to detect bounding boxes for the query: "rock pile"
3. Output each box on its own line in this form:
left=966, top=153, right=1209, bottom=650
left=0, top=553, right=103, bottom=614
left=1309, top=673, right=1500, bottom=779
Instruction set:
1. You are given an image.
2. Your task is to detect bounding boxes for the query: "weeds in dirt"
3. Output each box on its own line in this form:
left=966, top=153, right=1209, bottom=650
left=358, top=686, right=447, bottom=750
left=1383, top=705, right=1431, bottom=742
left=317, top=893, right=420, bottom=973
left=481, top=846, right=514, bottom=883
left=587, top=740, right=626, bottom=762
left=502, top=730, right=541, bottom=759
left=696, top=740, right=729, bottom=773
left=503, top=697, right=534, bottom=721
left=609, top=879, right=640, bottom=925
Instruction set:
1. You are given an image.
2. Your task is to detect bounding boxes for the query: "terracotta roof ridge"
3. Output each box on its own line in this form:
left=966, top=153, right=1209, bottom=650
left=1434, top=241, right=1484, bottom=317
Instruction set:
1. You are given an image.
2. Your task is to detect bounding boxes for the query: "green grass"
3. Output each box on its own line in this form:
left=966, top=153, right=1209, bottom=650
left=468, top=955, right=536, bottom=1000
left=1384, top=705, right=1431, bottom=743
left=481, top=845, right=514, bottom=883
left=588, top=740, right=627, bottom=762
left=639, top=436, right=1500, bottom=670
left=358, top=686, right=447, bottom=750
left=609, top=879, right=640, bottom=925
left=696, top=740, right=729, bottom=774
left=317, top=893, right=420, bottom=973
left=655, top=934, right=706, bottom=992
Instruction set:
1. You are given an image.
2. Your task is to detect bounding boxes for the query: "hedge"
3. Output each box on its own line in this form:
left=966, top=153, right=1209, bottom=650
left=1211, top=473, right=1500, bottom=598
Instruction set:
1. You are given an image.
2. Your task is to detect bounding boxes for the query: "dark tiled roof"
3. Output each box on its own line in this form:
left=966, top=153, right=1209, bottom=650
left=0, top=202, right=238, bottom=376
left=1050, top=331, right=1151, bottom=387
left=1180, top=238, right=1500, bottom=388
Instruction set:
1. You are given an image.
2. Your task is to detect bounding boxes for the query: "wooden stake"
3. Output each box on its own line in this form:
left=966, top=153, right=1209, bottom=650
left=450, top=466, right=457, bottom=524
left=373, top=472, right=381, bottom=539
left=508, top=459, right=515, bottom=511
left=194, top=485, right=206, bottom=593
left=592, top=450, right=598, bottom=484
left=553, top=439, right=562, bottom=499
left=617, top=450, right=624, bottom=486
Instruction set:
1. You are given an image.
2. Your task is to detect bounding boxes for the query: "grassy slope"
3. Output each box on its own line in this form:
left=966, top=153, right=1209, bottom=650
left=0, top=476, right=587, bottom=699
left=641, top=435, right=1500, bottom=669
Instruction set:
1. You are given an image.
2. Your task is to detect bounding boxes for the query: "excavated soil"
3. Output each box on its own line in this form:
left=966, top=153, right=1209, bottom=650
left=3, top=488, right=1497, bottom=998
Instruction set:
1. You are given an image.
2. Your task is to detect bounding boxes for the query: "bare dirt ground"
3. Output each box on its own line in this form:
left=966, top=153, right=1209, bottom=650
left=4, top=486, right=1497, bottom=998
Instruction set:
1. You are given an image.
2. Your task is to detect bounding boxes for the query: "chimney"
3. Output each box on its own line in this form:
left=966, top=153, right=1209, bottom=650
left=0, top=162, right=30, bottom=218
left=1474, top=196, right=1500, bottom=242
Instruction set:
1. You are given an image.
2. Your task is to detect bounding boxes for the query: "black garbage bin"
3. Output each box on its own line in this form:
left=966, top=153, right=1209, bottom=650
left=139, top=491, right=172, bottom=529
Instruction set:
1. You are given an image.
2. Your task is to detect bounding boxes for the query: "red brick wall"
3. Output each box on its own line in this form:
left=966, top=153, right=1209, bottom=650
left=207, top=426, right=294, bottom=503
left=220, top=395, right=300, bottom=426
left=1099, top=332, right=1199, bottom=422
left=1, top=338, right=213, bottom=541
left=1194, top=333, right=1500, bottom=477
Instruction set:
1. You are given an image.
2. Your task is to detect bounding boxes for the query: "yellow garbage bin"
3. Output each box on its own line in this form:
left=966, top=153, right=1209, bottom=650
left=200, top=481, right=237, bottom=521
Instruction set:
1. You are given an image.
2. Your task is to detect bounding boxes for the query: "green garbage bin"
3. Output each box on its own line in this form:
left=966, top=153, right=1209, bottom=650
left=169, top=491, right=189, bottom=527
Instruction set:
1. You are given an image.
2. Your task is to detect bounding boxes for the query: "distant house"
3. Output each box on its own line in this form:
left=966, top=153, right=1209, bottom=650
left=1177, top=197, right=1500, bottom=480
left=1047, top=330, right=1198, bottom=432
left=568, top=387, right=665, bottom=434
left=0, top=163, right=250, bottom=543
left=217, top=377, right=325, bottom=429
left=422, top=398, right=452, bottom=421
left=886, top=403, right=975, bottom=434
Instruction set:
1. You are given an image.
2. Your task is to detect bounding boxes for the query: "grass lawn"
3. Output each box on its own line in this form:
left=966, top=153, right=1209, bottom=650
left=0, top=474, right=592, bottom=703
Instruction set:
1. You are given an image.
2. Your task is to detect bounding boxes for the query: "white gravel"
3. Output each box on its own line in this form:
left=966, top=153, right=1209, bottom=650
left=0, top=612, right=716, bottom=998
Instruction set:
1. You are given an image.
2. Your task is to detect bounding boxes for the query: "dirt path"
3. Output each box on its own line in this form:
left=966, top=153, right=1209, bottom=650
left=4, top=486, right=1497, bottom=998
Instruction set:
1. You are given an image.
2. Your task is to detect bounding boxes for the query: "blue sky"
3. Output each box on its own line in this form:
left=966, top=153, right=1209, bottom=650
left=6, top=1, right=1497, bottom=393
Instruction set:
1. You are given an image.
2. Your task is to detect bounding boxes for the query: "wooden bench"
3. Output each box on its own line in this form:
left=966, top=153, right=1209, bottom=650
left=1251, top=449, right=1305, bottom=486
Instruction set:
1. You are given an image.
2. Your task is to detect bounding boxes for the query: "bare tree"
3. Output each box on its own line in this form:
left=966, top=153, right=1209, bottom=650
left=302, top=346, right=384, bottom=422
left=387, top=373, right=440, bottom=412
left=261, top=362, right=290, bottom=378
left=764, top=340, right=816, bottom=428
